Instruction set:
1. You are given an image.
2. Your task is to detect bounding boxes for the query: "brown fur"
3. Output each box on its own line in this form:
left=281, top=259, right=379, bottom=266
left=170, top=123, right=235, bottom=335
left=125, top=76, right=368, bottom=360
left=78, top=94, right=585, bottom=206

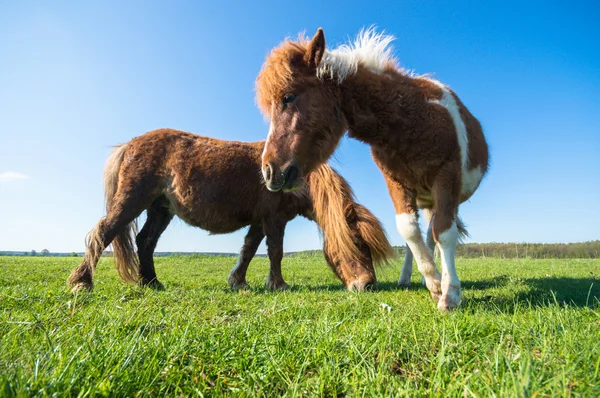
left=256, top=29, right=489, bottom=310
left=104, top=145, right=140, bottom=284
left=67, top=128, right=393, bottom=292
left=307, top=164, right=393, bottom=267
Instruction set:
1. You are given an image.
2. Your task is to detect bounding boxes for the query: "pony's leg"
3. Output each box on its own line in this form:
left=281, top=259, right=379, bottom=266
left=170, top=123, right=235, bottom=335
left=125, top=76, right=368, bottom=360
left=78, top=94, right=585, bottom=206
left=67, top=188, right=155, bottom=292
left=67, top=218, right=118, bottom=291
left=67, top=206, right=145, bottom=291
left=398, top=208, right=436, bottom=287
left=136, top=198, right=173, bottom=290
left=385, top=179, right=442, bottom=302
left=264, top=220, right=289, bottom=291
left=431, top=169, right=462, bottom=311
left=397, top=245, right=413, bottom=287
left=228, top=224, right=265, bottom=290
left=422, top=208, right=436, bottom=286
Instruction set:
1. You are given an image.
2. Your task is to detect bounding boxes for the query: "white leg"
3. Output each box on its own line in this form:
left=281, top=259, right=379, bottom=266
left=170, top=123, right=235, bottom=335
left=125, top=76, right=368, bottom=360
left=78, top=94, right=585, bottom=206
left=397, top=245, right=413, bottom=287
left=422, top=209, right=436, bottom=286
left=423, top=209, right=436, bottom=254
left=436, top=221, right=461, bottom=311
left=396, top=213, right=442, bottom=301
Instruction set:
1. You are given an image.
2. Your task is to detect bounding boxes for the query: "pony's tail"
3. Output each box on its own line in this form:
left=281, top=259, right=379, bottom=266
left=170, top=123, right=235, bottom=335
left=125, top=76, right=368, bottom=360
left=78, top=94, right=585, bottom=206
left=307, top=164, right=394, bottom=266
left=353, top=203, right=395, bottom=265
left=456, top=215, right=470, bottom=244
left=104, top=144, right=140, bottom=284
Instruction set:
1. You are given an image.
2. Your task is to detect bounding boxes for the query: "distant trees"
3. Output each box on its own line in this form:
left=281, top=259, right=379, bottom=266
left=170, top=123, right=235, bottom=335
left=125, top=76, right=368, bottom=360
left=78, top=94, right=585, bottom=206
left=379, top=241, right=600, bottom=259
left=455, top=241, right=600, bottom=259
left=41, top=249, right=50, bottom=257
left=31, top=250, right=36, bottom=256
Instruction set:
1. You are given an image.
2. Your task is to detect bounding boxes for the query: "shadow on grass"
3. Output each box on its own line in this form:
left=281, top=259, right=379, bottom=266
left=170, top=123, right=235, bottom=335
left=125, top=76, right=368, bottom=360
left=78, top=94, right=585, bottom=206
left=303, top=276, right=600, bottom=309
left=464, top=276, right=600, bottom=309
left=138, top=273, right=600, bottom=310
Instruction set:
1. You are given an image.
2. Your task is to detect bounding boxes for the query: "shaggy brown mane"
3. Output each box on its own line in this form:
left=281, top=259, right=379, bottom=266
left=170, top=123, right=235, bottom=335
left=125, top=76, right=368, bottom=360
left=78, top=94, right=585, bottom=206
left=255, top=37, right=308, bottom=116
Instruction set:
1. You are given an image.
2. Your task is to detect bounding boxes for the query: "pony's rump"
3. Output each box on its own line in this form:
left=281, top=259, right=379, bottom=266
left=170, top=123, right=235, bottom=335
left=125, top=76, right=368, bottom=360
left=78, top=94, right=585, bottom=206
left=104, top=144, right=140, bottom=284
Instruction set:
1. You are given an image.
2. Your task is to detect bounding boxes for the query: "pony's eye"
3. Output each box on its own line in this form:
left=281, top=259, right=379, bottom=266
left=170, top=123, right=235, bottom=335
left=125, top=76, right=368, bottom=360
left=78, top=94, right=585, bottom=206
left=282, top=94, right=297, bottom=105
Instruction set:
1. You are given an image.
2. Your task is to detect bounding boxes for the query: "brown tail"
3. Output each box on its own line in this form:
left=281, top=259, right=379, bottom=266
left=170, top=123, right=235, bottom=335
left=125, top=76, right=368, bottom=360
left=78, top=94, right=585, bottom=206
left=353, top=203, right=395, bottom=265
left=104, top=145, right=140, bottom=284
left=307, top=164, right=395, bottom=266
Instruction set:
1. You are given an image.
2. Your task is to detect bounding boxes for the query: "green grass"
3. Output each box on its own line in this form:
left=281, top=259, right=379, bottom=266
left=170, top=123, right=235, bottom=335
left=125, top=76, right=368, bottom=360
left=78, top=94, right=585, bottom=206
left=1, top=255, right=599, bottom=397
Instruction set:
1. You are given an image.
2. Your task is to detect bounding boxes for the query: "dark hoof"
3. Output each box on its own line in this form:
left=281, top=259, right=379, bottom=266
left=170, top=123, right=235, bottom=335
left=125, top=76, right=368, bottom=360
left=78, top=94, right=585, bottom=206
left=228, top=272, right=250, bottom=291
left=229, top=280, right=250, bottom=291
left=141, top=279, right=165, bottom=290
left=266, top=280, right=290, bottom=291
left=397, top=279, right=412, bottom=288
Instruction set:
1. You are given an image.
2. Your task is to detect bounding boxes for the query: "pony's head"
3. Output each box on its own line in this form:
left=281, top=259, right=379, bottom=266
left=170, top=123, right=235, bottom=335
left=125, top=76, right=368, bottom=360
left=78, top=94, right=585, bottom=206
left=256, top=28, right=346, bottom=192
left=256, top=27, right=397, bottom=192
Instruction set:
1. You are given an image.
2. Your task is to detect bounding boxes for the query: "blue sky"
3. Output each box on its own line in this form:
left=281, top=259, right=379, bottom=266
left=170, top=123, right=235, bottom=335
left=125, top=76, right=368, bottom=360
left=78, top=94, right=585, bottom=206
left=1, top=1, right=598, bottom=254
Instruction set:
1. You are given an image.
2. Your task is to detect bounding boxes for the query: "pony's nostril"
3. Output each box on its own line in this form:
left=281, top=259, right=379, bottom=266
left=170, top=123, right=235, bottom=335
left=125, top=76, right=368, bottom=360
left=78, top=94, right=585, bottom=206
left=265, top=164, right=272, bottom=181
left=283, top=164, right=298, bottom=185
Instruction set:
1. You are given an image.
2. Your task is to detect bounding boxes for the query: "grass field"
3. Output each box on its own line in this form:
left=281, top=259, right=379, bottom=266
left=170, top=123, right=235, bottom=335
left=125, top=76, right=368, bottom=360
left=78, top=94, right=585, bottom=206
left=1, top=254, right=599, bottom=397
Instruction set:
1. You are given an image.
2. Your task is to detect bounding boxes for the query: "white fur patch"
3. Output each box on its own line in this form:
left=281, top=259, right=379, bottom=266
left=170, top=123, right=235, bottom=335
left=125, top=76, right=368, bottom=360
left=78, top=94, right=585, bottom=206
left=395, top=213, right=420, bottom=240
left=428, top=80, right=483, bottom=197
left=262, top=105, right=275, bottom=165
left=398, top=245, right=413, bottom=286
left=396, top=213, right=441, bottom=287
left=396, top=213, right=432, bottom=270
left=317, top=27, right=396, bottom=83
left=462, top=165, right=483, bottom=198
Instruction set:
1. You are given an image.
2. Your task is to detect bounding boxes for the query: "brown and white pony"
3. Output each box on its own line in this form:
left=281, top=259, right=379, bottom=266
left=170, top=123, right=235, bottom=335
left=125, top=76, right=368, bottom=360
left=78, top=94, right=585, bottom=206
left=256, top=28, right=489, bottom=311
left=67, top=129, right=393, bottom=292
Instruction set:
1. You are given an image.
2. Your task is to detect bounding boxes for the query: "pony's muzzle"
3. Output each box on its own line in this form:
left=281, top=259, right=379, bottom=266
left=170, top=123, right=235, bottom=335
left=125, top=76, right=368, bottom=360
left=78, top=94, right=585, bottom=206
left=263, top=162, right=282, bottom=192
left=347, top=279, right=377, bottom=292
left=264, top=161, right=300, bottom=192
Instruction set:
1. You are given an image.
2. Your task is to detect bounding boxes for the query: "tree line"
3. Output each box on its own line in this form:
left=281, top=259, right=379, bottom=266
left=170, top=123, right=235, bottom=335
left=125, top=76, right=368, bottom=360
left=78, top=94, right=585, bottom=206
left=453, top=241, right=600, bottom=259
left=2, top=241, right=599, bottom=259
left=289, top=241, right=600, bottom=259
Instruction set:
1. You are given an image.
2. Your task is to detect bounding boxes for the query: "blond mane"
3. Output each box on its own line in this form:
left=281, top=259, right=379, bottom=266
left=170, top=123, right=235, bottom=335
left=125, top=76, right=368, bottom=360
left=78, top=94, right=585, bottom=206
left=255, top=28, right=398, bottom=116
left=317, top=27, right=397, bottom=83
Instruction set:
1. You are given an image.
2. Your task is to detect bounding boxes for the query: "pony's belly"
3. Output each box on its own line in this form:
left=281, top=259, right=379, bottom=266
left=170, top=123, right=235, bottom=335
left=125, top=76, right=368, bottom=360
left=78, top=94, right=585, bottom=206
left=416, top=193, right=434, bottom=209
left=164, top=190, right=254, bottom=234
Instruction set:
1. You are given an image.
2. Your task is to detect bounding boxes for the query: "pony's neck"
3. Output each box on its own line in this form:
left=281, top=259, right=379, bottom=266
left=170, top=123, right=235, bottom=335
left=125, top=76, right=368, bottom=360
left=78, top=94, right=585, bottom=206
left=338, top=67, right=416, bottom=145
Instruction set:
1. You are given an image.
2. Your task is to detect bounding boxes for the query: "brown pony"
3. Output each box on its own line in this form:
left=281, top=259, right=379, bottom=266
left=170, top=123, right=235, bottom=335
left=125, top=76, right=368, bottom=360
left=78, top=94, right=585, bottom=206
left=67, top=128, right=393, bottom=292
left=256, top=28, right=489, bottom=311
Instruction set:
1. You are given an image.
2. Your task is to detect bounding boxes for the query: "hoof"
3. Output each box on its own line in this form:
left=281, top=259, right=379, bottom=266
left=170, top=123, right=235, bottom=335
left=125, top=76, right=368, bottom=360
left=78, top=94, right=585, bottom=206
left=437, top=287, right=461, bottom=312
left=425, top=277, right=442, bottom=303
left=229, top=280, right=250, bottom=291
left=266, top=280, right=290, bottom=291
left=228, top=271, right=249, bottom=290
left=141, top=278, right=165, bottom=290
left=69, top=282, right=93, bottom=293
left=397, top=279, right=411, bottom=288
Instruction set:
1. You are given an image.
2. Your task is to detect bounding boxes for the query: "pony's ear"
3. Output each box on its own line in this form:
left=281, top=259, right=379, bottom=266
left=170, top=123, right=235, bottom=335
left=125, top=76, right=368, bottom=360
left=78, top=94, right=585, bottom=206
left=305, top=28, right=326, bottom=69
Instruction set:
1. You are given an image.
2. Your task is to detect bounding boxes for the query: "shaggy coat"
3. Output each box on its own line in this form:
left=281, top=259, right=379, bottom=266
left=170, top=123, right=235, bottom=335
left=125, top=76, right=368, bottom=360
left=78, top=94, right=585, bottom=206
left=256, top=28, right=489, bottom=311
left=67, top=129, right=393, bottom=292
